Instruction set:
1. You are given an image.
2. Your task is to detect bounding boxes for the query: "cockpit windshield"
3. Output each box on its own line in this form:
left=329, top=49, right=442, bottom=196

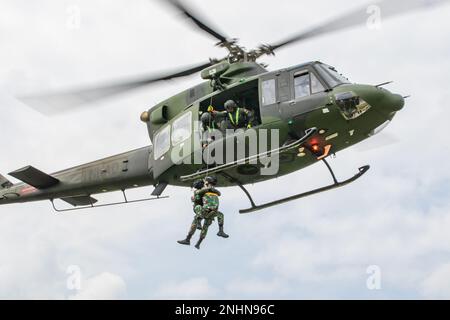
left=315, top=63, right=351, bottom=88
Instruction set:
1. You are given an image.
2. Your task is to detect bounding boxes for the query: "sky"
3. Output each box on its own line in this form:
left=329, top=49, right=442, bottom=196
left=0, top=0, right=449, bottom=299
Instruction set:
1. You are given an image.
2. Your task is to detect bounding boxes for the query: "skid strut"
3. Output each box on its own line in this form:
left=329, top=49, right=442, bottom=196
left=238, top=160, right=370, bottom=214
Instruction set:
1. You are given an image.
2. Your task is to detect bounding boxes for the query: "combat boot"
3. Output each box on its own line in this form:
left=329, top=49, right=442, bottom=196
left=177, top=232, right=194, bottom=246
left=177, top=238, right=191, bottom=245
left=217, top=225, right=229, bottom=238
left=195, top=237, right=205, bottom=250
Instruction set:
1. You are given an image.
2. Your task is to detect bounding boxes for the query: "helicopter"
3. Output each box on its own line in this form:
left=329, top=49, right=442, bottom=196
left=0, top=0, right=445, bottom=214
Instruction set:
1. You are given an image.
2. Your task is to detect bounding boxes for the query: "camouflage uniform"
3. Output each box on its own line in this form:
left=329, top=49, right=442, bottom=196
left=189, top=186, right=222, bottom=238
left=191, top=186, right=224, bottom=224
left=178, top=185, right=228, bottom=249
left=192, top=190, right=204, bottom=230
left=196, top=187, right=221, bottom=238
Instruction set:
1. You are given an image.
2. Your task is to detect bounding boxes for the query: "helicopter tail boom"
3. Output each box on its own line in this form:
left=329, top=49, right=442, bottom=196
left=0, top=146, right=159, bottom=209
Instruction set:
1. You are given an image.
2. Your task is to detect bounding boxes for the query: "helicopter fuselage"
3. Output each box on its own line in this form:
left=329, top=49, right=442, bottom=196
left=0, top=61, right=404, bottom=208
left=148, top=61, right=404, bottom=187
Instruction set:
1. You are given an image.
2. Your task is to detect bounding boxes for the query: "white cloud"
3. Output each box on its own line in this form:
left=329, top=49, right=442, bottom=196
left=422, top=264, right=450, bottom=299
left=154, top=277, right=216, bottom=300
left=69, top=272, right=126, bottom=300
left=226, top=278, right=283, bottom=297
left=247, top=196, right=450, bottom=298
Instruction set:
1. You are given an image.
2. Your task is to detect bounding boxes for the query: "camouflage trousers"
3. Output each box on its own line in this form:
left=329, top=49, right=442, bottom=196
left=193, top=205, right=224, bottom=224
left=189, top=205, right=224, bottom=238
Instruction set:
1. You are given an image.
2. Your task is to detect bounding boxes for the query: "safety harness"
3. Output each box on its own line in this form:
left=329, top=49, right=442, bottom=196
left=228, top=108, right=241, bottom=127
left=207, top=119, right=216, bottom=132
left=228, top=108, right=252, bottom=129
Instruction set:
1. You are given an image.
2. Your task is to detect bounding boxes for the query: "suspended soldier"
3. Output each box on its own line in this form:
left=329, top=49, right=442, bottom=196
left=177, top=180, right=205, bottom=247
left=190, top=179, right=227, bottom=232
left=191, top=179, right=206, bottom=230
left=177, top=176, right=229, bottom=249
left=195, top=176, right=229, bottom=249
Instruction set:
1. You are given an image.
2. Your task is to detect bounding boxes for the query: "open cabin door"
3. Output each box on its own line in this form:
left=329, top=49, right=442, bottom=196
left=151, top=104, right=199, bottom=181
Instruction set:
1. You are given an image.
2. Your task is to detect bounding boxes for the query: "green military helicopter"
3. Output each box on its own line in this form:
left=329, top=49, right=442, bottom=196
left=0, top=0, right=445, bottom=213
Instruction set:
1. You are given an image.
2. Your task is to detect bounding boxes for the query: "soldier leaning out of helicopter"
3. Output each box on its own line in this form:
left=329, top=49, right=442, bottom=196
left=200, top=105, right=222, bottom=133
left=178, top=176, right=229, bottom=250
left=200, top=100, right=254, bottom=135
left=200, top=100, right=254, bottom=149
left=200, top=106, right=223, bottom=147
left=220, top=99, right=254, bottom=130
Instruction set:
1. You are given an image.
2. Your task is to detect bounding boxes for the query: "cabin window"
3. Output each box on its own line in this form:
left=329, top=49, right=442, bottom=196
left=294, top=71, right=325, bottom=99
left=171, top=111, right=192, bottom=145
left=154, top=125, right=171, bottom=160
left=294, top=72, right=310, bottom=98
left=262, top=79, right=276, bottom=106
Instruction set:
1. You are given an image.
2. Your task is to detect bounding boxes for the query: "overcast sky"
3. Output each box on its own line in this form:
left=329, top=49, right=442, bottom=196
left=0, top=0, right=450, bottom=299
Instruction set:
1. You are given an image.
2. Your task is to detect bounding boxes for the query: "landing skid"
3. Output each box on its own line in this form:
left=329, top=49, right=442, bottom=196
left=235, top=159, right=370, bottom=214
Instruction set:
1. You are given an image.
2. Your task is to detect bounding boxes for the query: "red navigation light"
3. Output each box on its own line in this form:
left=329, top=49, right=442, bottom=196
left=311, top=144, right=320, bottom=153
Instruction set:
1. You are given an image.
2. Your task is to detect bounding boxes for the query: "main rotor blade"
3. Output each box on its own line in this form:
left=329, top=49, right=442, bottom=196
left=268, top=0, right=450, bottom=51
left=19, top=61, right=214, bottom=115
left=163, top=0, right=229, bottom=43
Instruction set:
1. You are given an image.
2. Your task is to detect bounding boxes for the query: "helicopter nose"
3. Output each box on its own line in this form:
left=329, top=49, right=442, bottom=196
left=386, top=93, right=405, bottom=112
left=369, top=87, right=405, bottom=114
left=334, top=85, right=405, bottom=120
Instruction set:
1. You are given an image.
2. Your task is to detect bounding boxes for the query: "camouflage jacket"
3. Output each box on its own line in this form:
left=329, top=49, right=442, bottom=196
left=191, top=190, right=203, bottom=207
left=195, top=186, right=221, bottom=210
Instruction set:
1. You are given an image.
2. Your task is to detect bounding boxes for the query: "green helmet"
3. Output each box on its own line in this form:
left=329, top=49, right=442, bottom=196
left=192, top=179, right=204, bottom=190
left=201, top=112, right=213, bottom=130
left=224, top=100, right=237, bottom=112
left=204, top=176, right=218, bottom=186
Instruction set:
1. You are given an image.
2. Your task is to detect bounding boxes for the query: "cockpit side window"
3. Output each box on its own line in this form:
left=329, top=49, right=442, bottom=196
left=315, top=63, right=350, bottom=88
left=294, top=70, right=325, bottom=99
left=311, top=72, right=325, bottom=94
left=294, top=72, right=310, bottom=98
